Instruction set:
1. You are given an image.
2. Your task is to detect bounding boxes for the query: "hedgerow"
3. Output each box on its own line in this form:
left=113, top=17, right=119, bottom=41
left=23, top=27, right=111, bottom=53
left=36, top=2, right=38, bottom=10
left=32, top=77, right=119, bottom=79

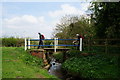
left=1, top=37, right=24, bottom=47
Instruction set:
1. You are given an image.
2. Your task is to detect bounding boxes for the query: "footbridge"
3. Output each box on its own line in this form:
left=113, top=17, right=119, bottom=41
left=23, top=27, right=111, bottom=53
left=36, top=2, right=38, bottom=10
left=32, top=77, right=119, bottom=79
left=25, top=38, right=83, bottom=63
left=25, top=38, right=83, bottom=52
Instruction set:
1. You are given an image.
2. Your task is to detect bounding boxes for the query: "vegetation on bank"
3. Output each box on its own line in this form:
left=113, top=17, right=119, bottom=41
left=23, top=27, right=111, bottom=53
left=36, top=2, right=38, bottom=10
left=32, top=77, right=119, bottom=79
left=2, top=47, right=57, bottom=78
left=53, top=52, right=64, bottom=63
left=62, top=50, right=120, bottom=79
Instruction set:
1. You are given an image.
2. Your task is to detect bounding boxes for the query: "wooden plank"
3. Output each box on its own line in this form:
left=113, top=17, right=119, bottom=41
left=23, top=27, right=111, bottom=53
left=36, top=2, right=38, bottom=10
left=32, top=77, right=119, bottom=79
left=27, top=48, right=70, bottom=52
left=84, top=45, right=120, bottom=47
left=44, top=48, right=70, bottom=50
left=29, top=49, right=45, bottom=52
left=84, top=45, right=105, bottom=47
left=84, top=38, right=116, bottom=40
left=44, top=48, right=70, bottom=52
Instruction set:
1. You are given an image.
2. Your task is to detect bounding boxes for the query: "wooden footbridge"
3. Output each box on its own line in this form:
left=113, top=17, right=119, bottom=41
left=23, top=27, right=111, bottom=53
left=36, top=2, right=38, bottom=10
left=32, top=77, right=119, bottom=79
left=28, top=48, right=70, bottom=59
left=25, top=38, right=83, bottom=62
left=28, top=48, right=71, bottom=64
left=25, top=38, right=83, bottom=52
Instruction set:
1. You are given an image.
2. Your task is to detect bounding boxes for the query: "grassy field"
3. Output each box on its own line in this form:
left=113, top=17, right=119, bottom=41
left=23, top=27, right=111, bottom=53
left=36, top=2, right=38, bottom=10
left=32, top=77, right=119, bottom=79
left=2, top=47, right=57, bottom=79
left=0, top=47, right=2, bottom=79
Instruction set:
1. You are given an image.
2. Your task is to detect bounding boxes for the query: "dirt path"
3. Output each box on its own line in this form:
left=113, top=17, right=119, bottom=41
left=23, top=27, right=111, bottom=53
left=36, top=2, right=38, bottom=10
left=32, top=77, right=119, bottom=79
left=3, top=59, right=20, bottom=62
left=36, top=74, right=45, bottom=78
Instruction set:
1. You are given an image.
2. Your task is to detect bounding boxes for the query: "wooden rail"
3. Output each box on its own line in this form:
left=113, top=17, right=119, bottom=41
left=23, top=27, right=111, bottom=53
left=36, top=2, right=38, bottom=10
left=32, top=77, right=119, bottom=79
left=83, top=38, right=120, bottom=54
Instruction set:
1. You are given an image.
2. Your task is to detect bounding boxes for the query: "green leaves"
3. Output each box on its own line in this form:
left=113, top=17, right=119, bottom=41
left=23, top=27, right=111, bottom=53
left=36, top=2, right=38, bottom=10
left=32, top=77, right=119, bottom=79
left=22, top=52, right=43, bottom=67
left=53, top=15, right=94, bottom=39
left=66, top=50, right=82, bottom=58
left=62, top=54, right=119, bottom=78
left=53, top=52, right=63, bottom=62
left=2, top=37, right=24, bottom=47
left=90, top=2, right=120, bottom=38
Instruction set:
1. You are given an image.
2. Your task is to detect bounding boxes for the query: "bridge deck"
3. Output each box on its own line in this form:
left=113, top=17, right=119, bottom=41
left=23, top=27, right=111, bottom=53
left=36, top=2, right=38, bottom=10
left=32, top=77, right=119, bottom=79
left=28, top=48, right=70, bottom=52
left=44, top=48, right=70, bottom=51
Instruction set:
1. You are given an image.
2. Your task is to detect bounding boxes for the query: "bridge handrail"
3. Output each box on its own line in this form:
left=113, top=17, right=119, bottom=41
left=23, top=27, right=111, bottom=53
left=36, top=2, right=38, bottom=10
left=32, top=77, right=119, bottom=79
left=27, top=45, right=79, bottom=46
left=29, top=39, right=78, bottom=41
left=25, top=38, right=82, bottom=52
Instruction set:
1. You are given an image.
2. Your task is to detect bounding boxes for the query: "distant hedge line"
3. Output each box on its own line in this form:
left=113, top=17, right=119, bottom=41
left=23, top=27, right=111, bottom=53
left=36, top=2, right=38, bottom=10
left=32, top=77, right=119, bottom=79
left=0, top=37, right=53, bottom=47
left=0, top=37, right=24, bottom=47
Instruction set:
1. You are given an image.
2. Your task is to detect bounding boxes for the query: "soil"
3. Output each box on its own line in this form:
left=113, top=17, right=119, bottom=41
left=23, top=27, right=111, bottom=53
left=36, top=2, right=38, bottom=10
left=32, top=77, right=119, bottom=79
left=36, top=74, right=45, bottom=78
left=3, top=60, right=20, bottom=62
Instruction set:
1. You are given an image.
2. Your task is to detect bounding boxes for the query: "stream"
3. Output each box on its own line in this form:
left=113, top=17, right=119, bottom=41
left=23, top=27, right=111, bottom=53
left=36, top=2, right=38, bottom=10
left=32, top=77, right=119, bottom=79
left=47, top=58, right=83, bottom=80
left=48, top=58, right=64, bottom=79
left=46, top=53, right=83, bottom=80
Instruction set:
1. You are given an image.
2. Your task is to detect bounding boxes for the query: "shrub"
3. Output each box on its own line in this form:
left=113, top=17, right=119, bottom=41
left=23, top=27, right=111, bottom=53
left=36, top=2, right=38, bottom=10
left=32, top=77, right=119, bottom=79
left=24, top=55, right=43, bottom=67
left=66, top=50, right=82, bottom=58
left=2, top=37, right=24, bottom=47
left=62, top=54, right=119, bottom=79
left=53, top=52, right=63, bottom=62
left=21, top=51, right=43, bottom=67
left=15, top=47, right=44, bottom=67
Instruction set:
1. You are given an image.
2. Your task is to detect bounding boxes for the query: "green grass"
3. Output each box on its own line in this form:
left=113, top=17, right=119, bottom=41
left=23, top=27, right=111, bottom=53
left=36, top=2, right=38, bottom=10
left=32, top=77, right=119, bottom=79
left=0, top=47, right=2, bottom=79
left=2, top=47, right=58, bottom=78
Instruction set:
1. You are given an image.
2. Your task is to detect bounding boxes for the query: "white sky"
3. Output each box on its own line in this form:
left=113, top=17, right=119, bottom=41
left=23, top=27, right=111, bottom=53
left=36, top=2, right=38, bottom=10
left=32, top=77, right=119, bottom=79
left=1, top=1, right=91, bottom=38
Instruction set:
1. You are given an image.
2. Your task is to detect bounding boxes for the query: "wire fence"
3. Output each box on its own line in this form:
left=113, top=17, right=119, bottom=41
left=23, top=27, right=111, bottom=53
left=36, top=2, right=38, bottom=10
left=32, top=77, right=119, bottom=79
left=83, top=39, right=120, bottom=54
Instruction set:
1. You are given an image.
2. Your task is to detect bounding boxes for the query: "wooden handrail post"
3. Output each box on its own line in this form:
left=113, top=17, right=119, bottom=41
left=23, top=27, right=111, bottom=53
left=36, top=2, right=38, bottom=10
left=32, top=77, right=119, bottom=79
left=54, top=38, right=56, bottom=52
left=25, top=38, right=27, bottom=51
left=28, top=38, right=30, bottom=49
left=80, top=38, right=82, bottom=51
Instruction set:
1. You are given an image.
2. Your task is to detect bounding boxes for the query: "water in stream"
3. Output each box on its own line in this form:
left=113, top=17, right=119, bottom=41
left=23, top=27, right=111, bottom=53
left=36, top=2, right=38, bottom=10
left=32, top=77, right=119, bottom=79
left=48, top=58, right=64, bottom=79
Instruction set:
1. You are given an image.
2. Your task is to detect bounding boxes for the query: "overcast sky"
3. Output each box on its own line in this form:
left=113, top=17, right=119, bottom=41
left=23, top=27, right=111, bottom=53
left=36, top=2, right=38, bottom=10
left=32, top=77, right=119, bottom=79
left=1, top=0, right=91, bottom=38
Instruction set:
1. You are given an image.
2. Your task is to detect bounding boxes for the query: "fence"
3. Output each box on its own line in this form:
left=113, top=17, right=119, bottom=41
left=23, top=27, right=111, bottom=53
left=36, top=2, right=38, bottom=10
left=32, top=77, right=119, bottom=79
left=83, top=39, right=120, bottom=54
left=25, top=38, right=83, bottom=52
left=25, top=38, right=120, bottom=54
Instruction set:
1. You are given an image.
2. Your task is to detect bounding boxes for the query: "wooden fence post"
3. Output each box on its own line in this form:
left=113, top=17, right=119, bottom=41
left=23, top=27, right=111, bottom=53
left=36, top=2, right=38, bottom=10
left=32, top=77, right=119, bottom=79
left=88, top=38, right=90, bottom=52
left=105, top=39, right=108, bottom=54
left=90, top=38, right=91, bottom=52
